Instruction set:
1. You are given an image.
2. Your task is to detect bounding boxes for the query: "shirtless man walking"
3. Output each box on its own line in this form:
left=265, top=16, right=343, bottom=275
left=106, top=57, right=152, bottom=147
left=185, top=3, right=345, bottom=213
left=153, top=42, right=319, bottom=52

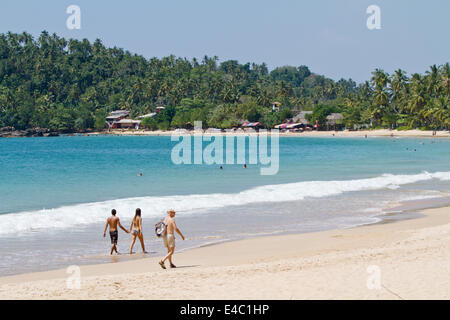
left=159, top=209, right=185, bottom=269
left=103, top=209, right=129, bottom=255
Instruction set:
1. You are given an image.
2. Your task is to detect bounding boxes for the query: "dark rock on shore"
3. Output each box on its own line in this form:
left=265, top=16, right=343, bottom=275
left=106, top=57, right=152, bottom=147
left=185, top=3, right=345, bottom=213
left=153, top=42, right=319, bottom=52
left=0, top=127, right=59, bottom=138
left=0, top=126, right=15, bottom=132
left=43, top=132, right=59, bottom=137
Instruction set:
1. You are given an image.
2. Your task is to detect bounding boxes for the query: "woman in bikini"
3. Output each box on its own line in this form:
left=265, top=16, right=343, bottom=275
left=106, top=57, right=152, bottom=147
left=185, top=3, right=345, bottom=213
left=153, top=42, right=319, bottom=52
left=129, top=208, right=147, bottom=254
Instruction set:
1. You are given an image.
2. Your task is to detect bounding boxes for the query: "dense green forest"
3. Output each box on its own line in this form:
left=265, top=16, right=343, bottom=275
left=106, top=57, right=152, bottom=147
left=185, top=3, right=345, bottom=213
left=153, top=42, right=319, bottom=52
left=0, top=31, right=449, bottom=132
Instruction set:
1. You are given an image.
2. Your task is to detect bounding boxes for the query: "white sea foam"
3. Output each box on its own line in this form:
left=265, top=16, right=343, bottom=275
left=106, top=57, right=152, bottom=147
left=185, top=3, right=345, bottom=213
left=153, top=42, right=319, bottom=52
left=0, top=171, right=449, bottom=236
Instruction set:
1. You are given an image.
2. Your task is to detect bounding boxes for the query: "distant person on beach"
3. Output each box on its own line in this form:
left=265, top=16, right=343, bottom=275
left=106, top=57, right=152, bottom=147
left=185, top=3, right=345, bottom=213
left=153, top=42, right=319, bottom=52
left=159, top=209, right=185, bottom=269
left=103, top=209, right=129, bottom=255
left=129, top=208, right=148, bottom=254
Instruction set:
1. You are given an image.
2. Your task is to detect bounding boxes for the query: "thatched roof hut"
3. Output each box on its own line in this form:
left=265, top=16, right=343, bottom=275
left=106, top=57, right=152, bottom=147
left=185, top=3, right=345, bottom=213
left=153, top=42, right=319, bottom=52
left=326, top=113, right=344, bottom=124
left=293, top=111, right=313, bottom=125
left=326, top=113, right=345, bottom=130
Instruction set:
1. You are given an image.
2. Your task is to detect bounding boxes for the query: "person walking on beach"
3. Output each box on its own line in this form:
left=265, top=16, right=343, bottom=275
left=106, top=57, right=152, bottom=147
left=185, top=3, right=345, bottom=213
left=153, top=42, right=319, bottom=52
left=103, top=209, right=129, bottom=255
left=129, top=208, right=148, bottom=254
left=159, top=209, right=185, bottom=269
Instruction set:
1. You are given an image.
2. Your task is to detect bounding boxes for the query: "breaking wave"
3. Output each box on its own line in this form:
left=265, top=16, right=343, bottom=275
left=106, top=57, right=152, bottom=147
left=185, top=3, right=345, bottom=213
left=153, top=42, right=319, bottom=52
left=0, top=171, right=449, bottom=235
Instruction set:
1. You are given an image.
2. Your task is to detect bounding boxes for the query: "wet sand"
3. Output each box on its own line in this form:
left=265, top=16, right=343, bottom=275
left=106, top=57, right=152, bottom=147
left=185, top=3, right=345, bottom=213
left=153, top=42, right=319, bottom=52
left=0, top=205, right=449, bottom=300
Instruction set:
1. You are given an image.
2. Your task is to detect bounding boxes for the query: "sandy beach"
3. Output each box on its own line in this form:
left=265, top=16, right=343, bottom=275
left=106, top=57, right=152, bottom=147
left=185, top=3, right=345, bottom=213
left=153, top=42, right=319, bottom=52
left=0, top=205, right=449, bottom=300
left=87, top=129, right=450, bottom=138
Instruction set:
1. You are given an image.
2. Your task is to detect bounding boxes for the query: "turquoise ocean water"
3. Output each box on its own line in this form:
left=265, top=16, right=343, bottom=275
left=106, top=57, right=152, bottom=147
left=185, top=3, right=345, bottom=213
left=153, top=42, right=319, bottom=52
left=0, top=135, right=449, bottom=276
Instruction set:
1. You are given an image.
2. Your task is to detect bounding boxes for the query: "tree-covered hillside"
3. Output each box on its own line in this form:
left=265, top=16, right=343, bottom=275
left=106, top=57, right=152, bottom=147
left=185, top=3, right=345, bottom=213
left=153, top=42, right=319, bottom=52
left=0, top=31, right=448, bottom=132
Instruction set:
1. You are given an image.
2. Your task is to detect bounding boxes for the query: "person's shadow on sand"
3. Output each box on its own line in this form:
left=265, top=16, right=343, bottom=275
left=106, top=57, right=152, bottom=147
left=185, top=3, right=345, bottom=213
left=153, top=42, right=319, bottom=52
left=170, top=265, right=199, bottom=269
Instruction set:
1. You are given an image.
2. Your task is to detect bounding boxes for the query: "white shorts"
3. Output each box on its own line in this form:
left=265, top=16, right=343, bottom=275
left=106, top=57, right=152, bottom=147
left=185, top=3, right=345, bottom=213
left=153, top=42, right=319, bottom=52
left=163, top=234, right=175, bottom=249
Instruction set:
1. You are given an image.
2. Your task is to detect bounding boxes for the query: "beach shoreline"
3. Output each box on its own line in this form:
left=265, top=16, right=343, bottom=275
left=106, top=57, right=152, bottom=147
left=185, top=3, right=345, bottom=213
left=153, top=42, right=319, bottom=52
left=86, top=129, right=450, bottom=138
left=1, top=201, right=449, bottom=300
left=1, top=194, right=447, bottom=278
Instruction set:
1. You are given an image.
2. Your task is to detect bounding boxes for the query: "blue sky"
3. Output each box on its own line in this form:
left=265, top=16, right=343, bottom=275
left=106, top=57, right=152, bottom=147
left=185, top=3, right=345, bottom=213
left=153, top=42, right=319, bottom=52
left=0, top=0, right=449, bottom=83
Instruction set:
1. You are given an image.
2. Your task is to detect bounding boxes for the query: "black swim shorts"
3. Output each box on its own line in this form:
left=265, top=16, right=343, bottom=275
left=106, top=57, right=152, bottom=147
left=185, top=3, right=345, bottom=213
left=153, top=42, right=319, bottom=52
left=110, top=231, right=118, bottom=244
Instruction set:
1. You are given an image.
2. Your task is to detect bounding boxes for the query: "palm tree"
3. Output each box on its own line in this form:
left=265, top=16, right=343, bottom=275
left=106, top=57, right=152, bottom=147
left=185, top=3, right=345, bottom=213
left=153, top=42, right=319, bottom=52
left=277, top=81, right=293, bottom=98
left=256, top=87, right=271, bottom=107
left=439, top=63, right=450, bottom=96
left=425, top=64, right=440, bottom=98
left=370, top=69, right=391, bottom=126
left=407, top=74, right=426, bottom=127
left=390, top=69, right=408, bottom=114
